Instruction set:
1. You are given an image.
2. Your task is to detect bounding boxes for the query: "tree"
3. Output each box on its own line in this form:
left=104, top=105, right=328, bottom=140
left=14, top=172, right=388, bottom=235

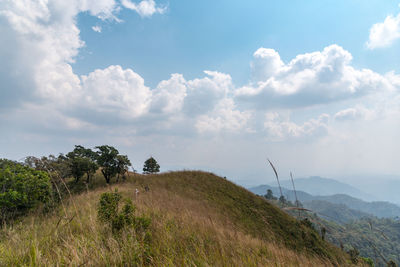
left=0, top=159, right=52, bottom=222
left=66, top=145, right=98, bottom=183
left=95, top=145, right=131, bottom=184
left=25, top=154, right=71, bottom=181
left=279, top=195, right=287, bottom=205
left=116, top=155, right=131, bottom=182
left=265, top=189, right=276, bottom=200
left=143, top=157, right=160, bottom=174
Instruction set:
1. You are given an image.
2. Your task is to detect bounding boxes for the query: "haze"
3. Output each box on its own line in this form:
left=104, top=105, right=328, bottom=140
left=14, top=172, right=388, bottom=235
left=1, top=0, right=400, bottom=199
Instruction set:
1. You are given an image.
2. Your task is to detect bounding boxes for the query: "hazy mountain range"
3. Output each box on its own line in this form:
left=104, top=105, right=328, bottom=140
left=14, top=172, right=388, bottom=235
left=249, top=176, right=400, bottom=219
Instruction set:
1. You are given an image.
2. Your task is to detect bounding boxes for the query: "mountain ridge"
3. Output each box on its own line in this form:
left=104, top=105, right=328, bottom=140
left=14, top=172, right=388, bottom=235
left=249, top=183, right=400, bottom=218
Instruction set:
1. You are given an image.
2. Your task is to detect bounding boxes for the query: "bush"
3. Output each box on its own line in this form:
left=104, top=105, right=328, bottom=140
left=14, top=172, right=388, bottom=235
left=97, top=190, right=150, bottom=234
left=0, top=159, right=53, bottom=223
left=347, top=247, right=359, bottom=264
left=361, top=257, right=374, bottom=267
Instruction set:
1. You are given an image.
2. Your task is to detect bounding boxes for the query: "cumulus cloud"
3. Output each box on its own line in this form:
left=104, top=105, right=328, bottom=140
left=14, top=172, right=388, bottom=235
left=367, top=13, right=400, bottom=49
left=264, top=112, right=330, bottom=141
left=81, top=65, right=152, bottom=119
left=151, top=74, right=187, bottom=114
left=236, top=45, right=391, bottom=108
left=121, top=0, right=166, bottom=17
left=183, top=71, right=232, bottom=116
left=1, top=0, right=400, bottom=142
left=195, top=98, right=252, bottom=134
left=251, top=48, right=284, bottom=82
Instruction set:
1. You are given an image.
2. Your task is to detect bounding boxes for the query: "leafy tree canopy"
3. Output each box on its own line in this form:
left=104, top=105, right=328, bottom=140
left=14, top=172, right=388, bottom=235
left=143, top=157, right=160, bottom=174
left=66, top=145, right=98, bottom=183
left=95, top=145, right=131, bottom=183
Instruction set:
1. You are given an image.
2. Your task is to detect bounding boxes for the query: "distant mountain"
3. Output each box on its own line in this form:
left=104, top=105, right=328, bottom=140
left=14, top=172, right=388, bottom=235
left=249, top=184, right=313, bottom=201
left=313, top=194, right=400, bottom=218
left=278, top=176, right=376, bottom=201
left=302, top=200, right=372, bottom=224
left=347, top=177, right=400, bottom=205
left=248, top=184, right=400, bottom=218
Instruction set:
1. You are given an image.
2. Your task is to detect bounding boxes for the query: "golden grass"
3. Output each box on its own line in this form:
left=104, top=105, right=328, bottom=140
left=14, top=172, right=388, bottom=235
left=0, top=171, right=367, bottom=266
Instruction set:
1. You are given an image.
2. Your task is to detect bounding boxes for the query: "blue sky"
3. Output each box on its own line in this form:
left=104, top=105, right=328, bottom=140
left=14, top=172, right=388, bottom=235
left=1, top=0, right=400, bottom=189
left=74, top=0, right=400, bottom=86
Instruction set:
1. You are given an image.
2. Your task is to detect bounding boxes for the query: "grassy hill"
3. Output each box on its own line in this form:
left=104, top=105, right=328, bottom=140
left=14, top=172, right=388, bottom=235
left=0, top=171, right=364, bottom=266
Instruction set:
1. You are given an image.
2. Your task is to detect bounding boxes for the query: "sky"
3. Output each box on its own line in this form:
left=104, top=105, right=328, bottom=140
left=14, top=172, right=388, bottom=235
left=1, top=0, right=400, bottom=187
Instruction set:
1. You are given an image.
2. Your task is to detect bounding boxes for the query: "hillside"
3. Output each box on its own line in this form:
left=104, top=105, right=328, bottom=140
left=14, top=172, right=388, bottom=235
left=0, top=171, right=362, bottom=266
left=310, top=215, right=400, bottom=267
left=303, top=200, right=371, bottom=224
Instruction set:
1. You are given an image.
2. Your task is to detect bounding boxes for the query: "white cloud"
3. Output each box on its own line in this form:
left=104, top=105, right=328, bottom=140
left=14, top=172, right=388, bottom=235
left=81, top=65, right=152, bottom=119
left=195, top=98, right=252, bottom=133
left=334, top=106, right=375, bottom=121
left=151, top=74, right=187, bottom=114
left=251, top=48, right=283, bottom=82
left=92, top=25, right=102, bottom=32
left=183, top=71, right=232, bottom=116
left=367, top=13, right=400, bottom=49
left=263, top=112, right=330, bottom=141
left=121, top=0, right=166, bottom=17
left=236, top=45, right=391, bottom=108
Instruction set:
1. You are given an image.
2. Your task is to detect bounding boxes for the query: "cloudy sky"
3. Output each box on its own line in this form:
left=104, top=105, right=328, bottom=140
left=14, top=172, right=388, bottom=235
left=1, top=0, right=400, bottom=186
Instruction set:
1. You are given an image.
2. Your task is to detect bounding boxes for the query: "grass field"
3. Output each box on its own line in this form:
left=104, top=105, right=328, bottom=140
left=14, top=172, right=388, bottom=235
left=0, top=171, right=366, bottom=266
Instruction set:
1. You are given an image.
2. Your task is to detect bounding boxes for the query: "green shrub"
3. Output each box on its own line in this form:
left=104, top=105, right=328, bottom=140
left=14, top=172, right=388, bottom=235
left=97, top=191, right=150, bottom=234
left=347, top=247, right=359, bottom=264
left=97, top=190, right=122, bottom=224
left=0, top=159, right=53, bottom=223
left=360, top=257, right=374, bottom=267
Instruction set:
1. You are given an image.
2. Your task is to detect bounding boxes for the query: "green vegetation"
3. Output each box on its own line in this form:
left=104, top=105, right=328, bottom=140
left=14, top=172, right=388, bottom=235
left=324, top=217, right=400, bottom=267
left=143, top=157, right=160, bottom=174
left=0, top=159, right=52, bottom=223
left=95, top=145, right=131, bottom=183
left=98, top=190, right=151, bottom=235
left=263, top=188, right=399, bottom=266
left=0, top=165, right=364, bottom=266
left=66, top=145, right=98, bottom=183
left=303, top=200, right=371, bottom=224
left=0, top=147, right=371, bottom=266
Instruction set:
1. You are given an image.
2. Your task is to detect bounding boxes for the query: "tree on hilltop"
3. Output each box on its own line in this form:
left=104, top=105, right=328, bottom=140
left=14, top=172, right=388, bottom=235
left=96, top=145, right=131, bottom=184
left=143, top=157, right=160, bottom=174
left=66, top=145, right=98, bottom=183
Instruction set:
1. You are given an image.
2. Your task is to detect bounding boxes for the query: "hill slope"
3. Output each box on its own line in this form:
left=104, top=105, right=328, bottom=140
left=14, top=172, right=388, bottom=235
left=0, top=171, right=361, bottom=266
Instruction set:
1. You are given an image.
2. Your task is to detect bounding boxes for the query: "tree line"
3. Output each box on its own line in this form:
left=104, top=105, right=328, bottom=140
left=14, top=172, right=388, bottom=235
left=0, top=145, right=160, bottom=224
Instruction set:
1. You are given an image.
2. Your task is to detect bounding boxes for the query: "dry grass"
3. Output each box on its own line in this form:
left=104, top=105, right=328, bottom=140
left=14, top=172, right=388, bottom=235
left=0, top=171, right=367, bottom=266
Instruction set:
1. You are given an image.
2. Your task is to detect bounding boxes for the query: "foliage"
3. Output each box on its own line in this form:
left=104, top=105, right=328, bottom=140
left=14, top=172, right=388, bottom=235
left=299, top=212, right=400, bottom=267
left=66, top=145, right=98, bottom=183
left=116, top=155, right=131, bottom=181
left=348, top=247, right=360, bottom=264
left=97, top=190, right=150, bottom=234
left=361, top=257, right=375, bottom=267
left=0, top=159, right=52, bottom=223
left=95, top=145, right=131, bottom=183
left=25, top=154, right=71, bottom=181
left=143, top=157, right=160, bottom=174
left=264, top=189, right=277, bottom=200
